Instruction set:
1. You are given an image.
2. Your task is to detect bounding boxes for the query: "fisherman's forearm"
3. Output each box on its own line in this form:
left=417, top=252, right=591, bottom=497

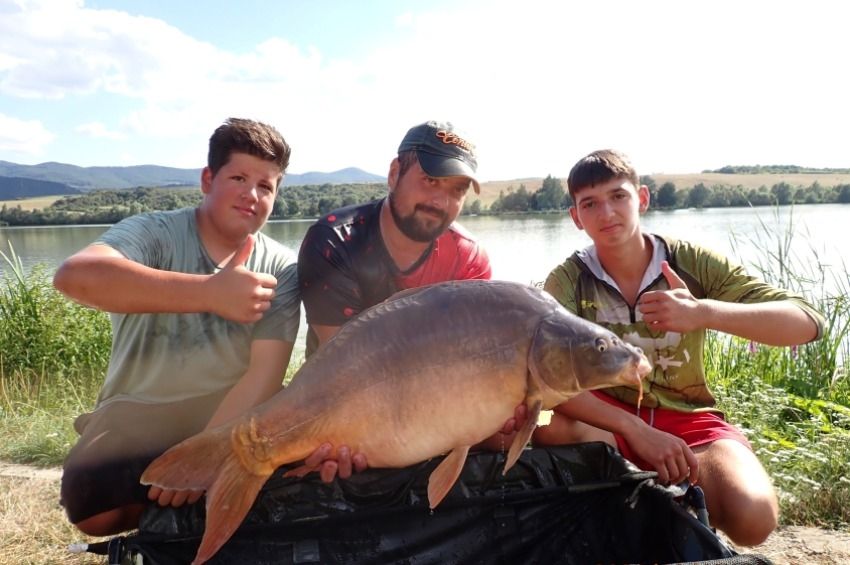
left=699, top=300, right=819, bottom=346
left=553, top=392, right=642, bottom=438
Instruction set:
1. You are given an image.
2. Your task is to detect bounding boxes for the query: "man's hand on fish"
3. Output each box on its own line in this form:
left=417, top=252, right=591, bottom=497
left=498, top=403, right=528, bottom=435
left=473, top=404, right=529, bottom=451
left=284, top=442, right=369, bottom=482
left=147, top=485, right=204, bottom=507
left=622, top=424, right=699, bottom=485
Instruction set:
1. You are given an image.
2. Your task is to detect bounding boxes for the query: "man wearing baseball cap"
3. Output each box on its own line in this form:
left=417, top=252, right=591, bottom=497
left=294, top=120, right=500, bottom=479
left=298, top=120, right=489, bottom=354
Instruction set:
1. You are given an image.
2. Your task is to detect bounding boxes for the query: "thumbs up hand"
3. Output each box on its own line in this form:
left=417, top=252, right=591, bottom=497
left=209, top=235, right=278, bottom=323
left=637, top=261, right=703, bottom=333
left=661, top=261, right=688, bottom=290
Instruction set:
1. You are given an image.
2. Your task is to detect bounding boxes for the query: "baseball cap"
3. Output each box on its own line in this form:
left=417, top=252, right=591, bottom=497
left=397, top=120, right=480, bottom=193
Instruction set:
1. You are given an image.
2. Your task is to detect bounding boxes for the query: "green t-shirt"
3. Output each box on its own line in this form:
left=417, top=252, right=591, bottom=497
left=94, top=208, right=300, bottom=406
left=544, top=234, right=824, bottom=413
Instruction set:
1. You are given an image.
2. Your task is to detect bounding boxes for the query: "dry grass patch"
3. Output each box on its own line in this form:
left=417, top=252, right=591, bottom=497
left=0, top=196, right=65, bottom=211
left=0, top=475, right=106, bottom=565
left=472, top=172, right=850, bottom=209
left=649, top=172, right=850, bottom=191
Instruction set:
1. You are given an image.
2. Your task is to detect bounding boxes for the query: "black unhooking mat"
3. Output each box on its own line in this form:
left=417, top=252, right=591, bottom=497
left=97, top=443, right=772, bottom=565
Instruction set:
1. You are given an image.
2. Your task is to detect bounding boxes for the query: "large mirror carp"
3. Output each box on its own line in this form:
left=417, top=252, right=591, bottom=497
left=142, top=279, right=651, bottom=564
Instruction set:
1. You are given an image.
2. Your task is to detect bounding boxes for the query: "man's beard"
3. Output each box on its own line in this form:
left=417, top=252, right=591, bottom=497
left=387, top=194, right=451, bottom=243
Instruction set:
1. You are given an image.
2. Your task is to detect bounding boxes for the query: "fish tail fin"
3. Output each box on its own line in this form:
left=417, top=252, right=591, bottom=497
left=141, top=426, right=271, bottom=564
left=192, top=454, right=269, bottom=564
left=141, top=426, right=234, bottom=491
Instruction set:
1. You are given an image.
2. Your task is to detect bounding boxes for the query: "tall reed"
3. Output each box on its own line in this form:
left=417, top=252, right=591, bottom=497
left=708, top=207, right=850, bottom=527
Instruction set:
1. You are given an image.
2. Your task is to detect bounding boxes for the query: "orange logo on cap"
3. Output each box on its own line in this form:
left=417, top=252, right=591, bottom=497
left=436, top=130, right=475, bottom=153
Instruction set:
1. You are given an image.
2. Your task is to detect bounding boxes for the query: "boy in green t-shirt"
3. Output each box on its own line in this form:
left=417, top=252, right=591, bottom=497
left=53, top=118, right=348, bottom=538
left=533, top=149, right=824, bottom=546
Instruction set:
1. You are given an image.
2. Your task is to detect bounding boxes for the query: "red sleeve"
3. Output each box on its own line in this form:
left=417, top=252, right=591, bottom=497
left=460, top=241, right=491, bottom=281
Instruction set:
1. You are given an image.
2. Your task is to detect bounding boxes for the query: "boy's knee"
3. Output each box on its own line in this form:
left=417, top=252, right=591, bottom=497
left=72, top=505, right=146, bottom=537
left=719, top=493, right=778, bottom=546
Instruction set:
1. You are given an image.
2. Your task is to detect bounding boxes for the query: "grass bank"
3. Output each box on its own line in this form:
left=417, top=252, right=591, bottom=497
left=1, top=225, right=849, bottom=529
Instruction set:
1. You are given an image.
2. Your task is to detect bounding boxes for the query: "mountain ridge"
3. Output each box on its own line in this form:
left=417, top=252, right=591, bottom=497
left=0, top=160, right=385, bottom=196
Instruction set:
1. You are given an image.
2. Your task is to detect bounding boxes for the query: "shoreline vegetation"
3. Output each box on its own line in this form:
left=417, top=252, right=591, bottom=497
left=1, top=211, right=849, bottom=533
left=2, top=168, right=850, bottom=226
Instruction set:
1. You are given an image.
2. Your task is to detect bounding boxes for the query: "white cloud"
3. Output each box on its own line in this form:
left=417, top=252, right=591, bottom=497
left=1, top=0, right=849, bottom=176
left=0, top=113, right=54, bottom=154
left=76, top=121, right=126, bottom=140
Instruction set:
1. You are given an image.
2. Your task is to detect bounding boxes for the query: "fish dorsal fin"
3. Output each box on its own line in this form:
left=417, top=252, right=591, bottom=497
left=504, top=396, right=542, bottom=474
left=427, top=445, right=470, bottom=509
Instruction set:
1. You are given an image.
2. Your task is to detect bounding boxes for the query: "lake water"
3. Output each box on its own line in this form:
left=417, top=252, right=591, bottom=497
left=2, top=204, right=846, bottom=288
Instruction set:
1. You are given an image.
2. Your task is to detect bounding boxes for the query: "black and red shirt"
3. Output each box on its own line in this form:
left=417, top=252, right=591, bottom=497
left=298, top=199, right=491, bottom=352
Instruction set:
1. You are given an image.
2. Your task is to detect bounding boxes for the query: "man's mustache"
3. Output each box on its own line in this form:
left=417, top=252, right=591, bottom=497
left=414, top=204, right=448, bottom=220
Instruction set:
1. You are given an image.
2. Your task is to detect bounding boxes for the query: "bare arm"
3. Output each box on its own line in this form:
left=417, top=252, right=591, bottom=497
left=149, top=338, right=294, bottom=507
left=550, top=393, right=699, bottom=485
left=53, top=237, right=276, bottom=323
left=205, top=339, right=294, bottom=429
left=638, top=262, right=818, bottom=346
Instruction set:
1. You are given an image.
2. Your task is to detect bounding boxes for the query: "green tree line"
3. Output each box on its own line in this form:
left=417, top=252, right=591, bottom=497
left=2, top=177, right=849, bottom=226
left=482, top=176, right=850, bottom=214
left=0, top=183, right=388, bottom=226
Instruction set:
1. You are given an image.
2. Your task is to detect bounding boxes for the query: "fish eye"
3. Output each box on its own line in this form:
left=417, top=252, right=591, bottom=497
left=595, top=338, right=608, bottom=352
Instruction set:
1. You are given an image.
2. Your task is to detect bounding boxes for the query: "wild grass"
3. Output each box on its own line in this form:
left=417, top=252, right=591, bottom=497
left=0, top=244, right=111, bottom=465
left=0, top=475, right=104, bottom=565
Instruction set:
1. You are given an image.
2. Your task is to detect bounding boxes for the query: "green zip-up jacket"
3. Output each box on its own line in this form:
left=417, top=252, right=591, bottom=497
left=544, top=234, right=824, bottom=413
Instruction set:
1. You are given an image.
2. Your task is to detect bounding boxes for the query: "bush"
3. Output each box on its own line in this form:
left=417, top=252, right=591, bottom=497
left=1, top=244, right=111, bottom=380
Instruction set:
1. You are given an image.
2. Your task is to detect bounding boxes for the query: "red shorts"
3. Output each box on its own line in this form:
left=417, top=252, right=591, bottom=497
left=592, top=391, right=752, bottom=470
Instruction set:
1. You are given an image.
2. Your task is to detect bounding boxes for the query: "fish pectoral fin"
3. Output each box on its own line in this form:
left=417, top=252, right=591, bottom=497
left=504, top=398, right=542, bottom=474
left=427, top=445, right=470, bottom=509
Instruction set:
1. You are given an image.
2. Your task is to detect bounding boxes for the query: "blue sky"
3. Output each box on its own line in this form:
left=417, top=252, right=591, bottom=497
left=1, top=0, right=848, bottom=181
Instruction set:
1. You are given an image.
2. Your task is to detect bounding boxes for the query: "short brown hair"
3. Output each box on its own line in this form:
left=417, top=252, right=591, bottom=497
left=397, top=150, right=419, bottom=179
left=567, top=149, right=639, bottom=200
left=208, top=118, right=291, bottom=182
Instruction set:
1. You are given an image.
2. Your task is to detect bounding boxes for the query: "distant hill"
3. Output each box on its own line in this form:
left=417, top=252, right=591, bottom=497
left=0, top=160, right=384, bottom=197
left=0, top=161, right=199, bottom=191
left=704, top=165, right=850, bottom=175
left=0, top=176, right=81, bottom=199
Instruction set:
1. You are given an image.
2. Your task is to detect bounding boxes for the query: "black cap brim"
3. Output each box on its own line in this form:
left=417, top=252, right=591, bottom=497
left=417, top=150, right=480, bottom=194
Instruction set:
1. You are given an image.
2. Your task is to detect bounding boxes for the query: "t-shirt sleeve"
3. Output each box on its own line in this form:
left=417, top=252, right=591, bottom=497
left=96, top=213, right=172, bottom=268
left=685, top=243, right=825, bottom=340
left=543, top=262, right=580, bottom=315
left=297, top=223, right=364, bottom=326
left=461, top=242, right=492, bottom=280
